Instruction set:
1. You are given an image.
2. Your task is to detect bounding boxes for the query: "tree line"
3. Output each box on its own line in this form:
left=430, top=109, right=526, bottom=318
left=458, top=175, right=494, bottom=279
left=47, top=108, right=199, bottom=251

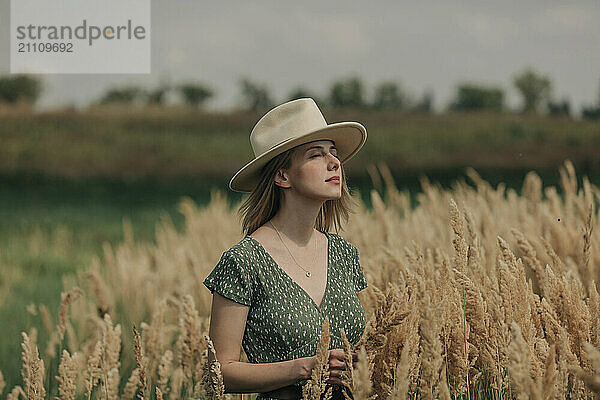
left=1, top=66, right=599, bottom=119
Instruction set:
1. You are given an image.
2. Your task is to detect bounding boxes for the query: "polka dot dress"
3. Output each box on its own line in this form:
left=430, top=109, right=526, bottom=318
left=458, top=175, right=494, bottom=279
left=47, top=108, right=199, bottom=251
left=202, top=231, right=368, bottom=399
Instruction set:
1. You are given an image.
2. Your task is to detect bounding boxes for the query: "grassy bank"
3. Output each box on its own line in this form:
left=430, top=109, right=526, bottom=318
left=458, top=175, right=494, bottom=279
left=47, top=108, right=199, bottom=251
left=1, top=106, right=599, bottom=181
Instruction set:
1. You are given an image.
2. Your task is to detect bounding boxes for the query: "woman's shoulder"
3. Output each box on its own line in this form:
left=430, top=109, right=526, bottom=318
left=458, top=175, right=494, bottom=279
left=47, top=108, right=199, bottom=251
left=326, top=231, right=358, bottom=253
left=220, top=235, right=255, bottom=259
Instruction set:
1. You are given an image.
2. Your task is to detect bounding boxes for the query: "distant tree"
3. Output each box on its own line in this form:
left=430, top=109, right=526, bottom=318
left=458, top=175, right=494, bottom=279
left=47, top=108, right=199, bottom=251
left=239, top=78, right=273, bottom=111
left=581, top=79, right=600, bottom=120
left=547, top=98, right=571, bottom=117
left=581, top=79, right=600, bottom=119
left=0, top=74, right=42, bottom=104
left=513, top=67, right=552, bottom=113
left=581, top=106, right=600, bottom=120
left=178, top=83, right=213, bottom=108
left=328, top=76, right=364, bottom=108
left=146, top=85, right=170, bottom=105
left=99, top=86, right=146, bottom=104
left=412, top=89, right=434, bottom=113
left=372, top=82, right=404, bottom=110
left=287, top=86, right=322, bottom=104
left=449, top=84, right=504, bottom=111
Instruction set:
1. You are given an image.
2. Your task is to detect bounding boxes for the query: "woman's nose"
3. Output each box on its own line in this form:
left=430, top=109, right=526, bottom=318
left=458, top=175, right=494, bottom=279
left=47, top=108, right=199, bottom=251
left=327, top=153, right=340, bottom=166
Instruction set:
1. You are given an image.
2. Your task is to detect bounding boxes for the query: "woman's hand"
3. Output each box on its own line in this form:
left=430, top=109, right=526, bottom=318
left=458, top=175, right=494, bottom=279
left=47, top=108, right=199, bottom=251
left=325, top=349, right=358, bottom=385
left=301, top=350, right=358, bottom=384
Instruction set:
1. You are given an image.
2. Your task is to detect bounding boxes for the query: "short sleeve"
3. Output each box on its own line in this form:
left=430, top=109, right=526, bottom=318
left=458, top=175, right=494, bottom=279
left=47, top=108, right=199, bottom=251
left=203, top=250, right=254, bottom=306
left=351, top=245, right=368, bottom=293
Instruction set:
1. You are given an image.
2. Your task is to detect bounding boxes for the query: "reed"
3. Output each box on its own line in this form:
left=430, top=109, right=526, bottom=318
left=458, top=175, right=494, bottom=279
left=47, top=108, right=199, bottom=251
left=3, top=160, right=600, bottom=399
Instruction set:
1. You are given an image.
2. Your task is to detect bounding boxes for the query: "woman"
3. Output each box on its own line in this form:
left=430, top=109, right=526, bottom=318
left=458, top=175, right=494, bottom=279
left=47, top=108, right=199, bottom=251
left=203, top=98, right=369, bottom=400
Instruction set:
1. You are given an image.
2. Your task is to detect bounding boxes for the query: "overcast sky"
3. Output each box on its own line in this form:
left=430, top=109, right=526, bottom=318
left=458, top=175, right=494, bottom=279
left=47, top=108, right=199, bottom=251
left=1, top=0, right=599, bottom=112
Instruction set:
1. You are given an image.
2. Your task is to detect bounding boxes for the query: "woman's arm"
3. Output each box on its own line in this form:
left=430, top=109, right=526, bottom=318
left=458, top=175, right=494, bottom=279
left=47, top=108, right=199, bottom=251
left=207, top=292, right=312, bottom=393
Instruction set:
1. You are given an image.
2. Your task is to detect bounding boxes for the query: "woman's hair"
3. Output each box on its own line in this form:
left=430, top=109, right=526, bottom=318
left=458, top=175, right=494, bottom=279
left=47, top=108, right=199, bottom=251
left=237, top=144, right=358, bottom=236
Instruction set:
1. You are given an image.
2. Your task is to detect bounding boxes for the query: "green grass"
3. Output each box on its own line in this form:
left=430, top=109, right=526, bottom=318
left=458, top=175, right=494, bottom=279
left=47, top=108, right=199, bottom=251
left=1, top=107, right=599, bottom=181
left=0, top=176, right=210, bottom=390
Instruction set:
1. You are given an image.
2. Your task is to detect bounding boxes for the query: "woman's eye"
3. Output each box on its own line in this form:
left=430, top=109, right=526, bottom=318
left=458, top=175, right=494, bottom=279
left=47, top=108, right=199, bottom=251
left=311, top=152, right=338, bottom=159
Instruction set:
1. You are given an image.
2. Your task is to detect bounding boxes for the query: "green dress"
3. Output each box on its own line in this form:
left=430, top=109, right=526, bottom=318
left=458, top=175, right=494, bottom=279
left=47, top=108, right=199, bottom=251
left=202, top=231, right=368, bottom=400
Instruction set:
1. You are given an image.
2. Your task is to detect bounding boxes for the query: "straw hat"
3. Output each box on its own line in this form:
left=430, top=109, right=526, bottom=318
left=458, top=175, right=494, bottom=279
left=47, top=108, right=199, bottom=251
left=229, top=98, right=367, bottom=193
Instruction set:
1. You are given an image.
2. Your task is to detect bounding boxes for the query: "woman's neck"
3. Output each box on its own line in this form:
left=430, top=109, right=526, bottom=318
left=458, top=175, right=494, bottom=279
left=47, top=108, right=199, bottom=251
left=269, top=197, right=324, bottom=245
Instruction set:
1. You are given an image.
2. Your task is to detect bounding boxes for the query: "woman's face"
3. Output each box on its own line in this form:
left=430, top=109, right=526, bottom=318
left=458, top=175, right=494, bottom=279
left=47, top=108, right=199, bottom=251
left=277, top=139, right=342, bottom=201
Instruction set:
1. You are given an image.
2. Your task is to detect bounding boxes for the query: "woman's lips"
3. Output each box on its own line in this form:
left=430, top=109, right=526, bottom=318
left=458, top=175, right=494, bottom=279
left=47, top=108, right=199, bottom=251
left=326, top=177, right=340, bottom=183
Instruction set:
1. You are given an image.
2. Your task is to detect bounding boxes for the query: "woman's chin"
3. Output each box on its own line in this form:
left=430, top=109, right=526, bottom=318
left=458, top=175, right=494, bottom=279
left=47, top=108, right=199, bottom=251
left=325, top=191, right=342, bottom=200
left=307, top=187, right=341, bottom=201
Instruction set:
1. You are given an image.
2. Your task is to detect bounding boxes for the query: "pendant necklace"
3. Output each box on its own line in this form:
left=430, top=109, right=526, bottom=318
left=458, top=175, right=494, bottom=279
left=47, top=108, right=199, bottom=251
left=269, top=220, right=317, bottom=278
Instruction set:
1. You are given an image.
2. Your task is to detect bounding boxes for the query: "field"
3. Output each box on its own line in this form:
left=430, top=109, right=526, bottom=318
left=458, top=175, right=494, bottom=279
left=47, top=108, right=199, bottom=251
left=1, top=159, right=599, bottom=399
left=1, top=106, right=600, bottom=398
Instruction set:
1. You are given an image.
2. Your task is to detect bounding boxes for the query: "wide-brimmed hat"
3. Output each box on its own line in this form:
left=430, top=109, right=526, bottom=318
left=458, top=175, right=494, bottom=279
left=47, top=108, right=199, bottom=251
left=229, top=98, right=367, bottom=193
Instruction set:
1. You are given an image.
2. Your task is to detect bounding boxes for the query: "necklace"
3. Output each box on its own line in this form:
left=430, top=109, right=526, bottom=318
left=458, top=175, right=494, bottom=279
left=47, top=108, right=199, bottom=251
left=269, top=220, right=317, bottom=278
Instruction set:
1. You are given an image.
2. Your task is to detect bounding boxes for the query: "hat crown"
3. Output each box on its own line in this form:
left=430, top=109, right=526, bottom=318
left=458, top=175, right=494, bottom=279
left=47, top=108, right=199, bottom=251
left=250, top=98, right=327, bottom=157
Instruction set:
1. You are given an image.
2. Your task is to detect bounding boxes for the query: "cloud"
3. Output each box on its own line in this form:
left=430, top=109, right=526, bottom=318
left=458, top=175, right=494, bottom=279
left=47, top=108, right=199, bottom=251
left=321, top=16, right=369, bottom=56
left=168, top=47, right=187, bottom=66
left=452, top=11, right=521, bottom=48
left=532, top=4, right=598, bottom=36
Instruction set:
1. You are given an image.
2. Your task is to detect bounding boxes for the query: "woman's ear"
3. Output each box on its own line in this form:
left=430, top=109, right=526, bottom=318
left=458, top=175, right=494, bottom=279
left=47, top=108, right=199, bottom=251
left=274, top=169, right=291, bottom=189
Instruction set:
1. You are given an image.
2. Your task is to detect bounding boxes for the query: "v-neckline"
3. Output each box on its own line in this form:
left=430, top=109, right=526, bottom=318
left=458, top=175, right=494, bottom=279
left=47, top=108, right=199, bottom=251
left=246, top=231, right=331, bottom=312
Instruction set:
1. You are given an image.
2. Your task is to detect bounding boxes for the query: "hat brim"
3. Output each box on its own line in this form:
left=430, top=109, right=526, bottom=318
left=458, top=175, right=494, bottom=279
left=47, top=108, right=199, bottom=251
left=229, top=121, right=367, bottom=193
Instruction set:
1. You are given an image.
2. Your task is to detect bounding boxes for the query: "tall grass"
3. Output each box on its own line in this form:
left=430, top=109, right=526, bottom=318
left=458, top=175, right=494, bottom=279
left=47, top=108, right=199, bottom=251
left=1, top=160, right=600, bottom=399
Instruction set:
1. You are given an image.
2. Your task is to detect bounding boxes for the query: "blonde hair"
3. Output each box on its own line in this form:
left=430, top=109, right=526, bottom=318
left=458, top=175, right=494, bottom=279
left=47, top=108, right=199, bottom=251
left=237, top=144, right=358, bottom=236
